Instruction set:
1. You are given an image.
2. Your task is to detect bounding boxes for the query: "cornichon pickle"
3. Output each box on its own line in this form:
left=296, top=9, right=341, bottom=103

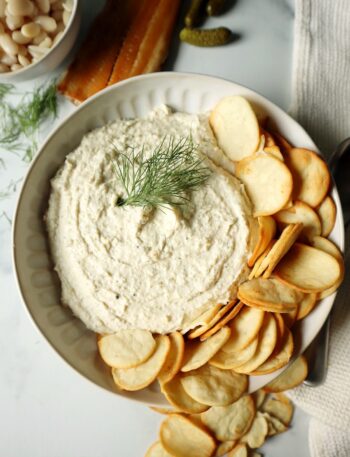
left=180, top=27, right=232, bottom=47
left=185, top=0, right=205, bottom=28
left=206, top=0, right=226, bottom=16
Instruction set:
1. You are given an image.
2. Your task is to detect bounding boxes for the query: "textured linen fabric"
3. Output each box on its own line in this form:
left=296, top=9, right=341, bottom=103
left=289, top=2, right=350, bottom=455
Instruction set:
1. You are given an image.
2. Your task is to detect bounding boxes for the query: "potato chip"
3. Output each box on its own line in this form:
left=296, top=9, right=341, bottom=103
left=238, top=277, right=303, bottom=313
left=248, top=216, right=276, bottom=267
left=275, top=243, right=342, bottom=292
left=252, top=389, right=266, bottom=409
left=240, top=411, right=268, bottom=448
left=273, top=313, right=285, bottom=344
left=209, top=337, right=258, bottom=370
left=160, top=414, right=216, bottom=457
left=200, top=303, right=244, bottom=341
left=261, top=128, right=276, bottom=147
left=181, top=326, right=231, bottom=372
left=233, top=313, right=277, bottom=374
left=158, top=332, right=185, bottom=384
left=112, top=335, right=170, bottom=391
left=270, top=130, right=292, bottom=152
left=215, top=440, right=236, bottom=457
left=210, top=96, right=260, bottom=162
left=318, top=260, right=345, bottom=299
left=250, top=327, right=293, bottom=375
left=183, top=304, right=222, bottom=335
left=249, top=240, right=275, bottom=280
left=236, top=153, right=293, bottom=216
left=317, top=195, right=336, bottom=237
left=150, top=406, right=177, bottom=415
left=228, top=443, right=248, bottom=457
left=254, top=223, right=303, bottom=278
left=282, top=308, right=298, bottom=328
left=222, top=306, right=265, bottom=353
left=98, top=329, right=156, bottom=369
left=264, top=145, right=284, bottom=161
left=181, top=364, right=247, bottom=406
left=161, top=375, right=209, bottom=414
left=274, top=201, right=321, bottom=241
left=296, top=293, right=317, bottom=320
left=283, top=148, right=330, bottom=207
left=309, top=235, right=343, bottom=261
left=201, top=395, right=255, bottom=441
left=263, top=412, right=288, bottom=436
left=145, top=441, right=172, bottom=457
left=261, top=393, right=294, bottom=425
left=188, top=302, right=237, bottom=340
left=264, top=355, right=308, bottom=392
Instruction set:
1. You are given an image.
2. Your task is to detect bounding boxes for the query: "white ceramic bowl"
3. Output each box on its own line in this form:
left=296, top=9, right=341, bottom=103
left=13, top=72, right=345, bottom=404
left=0, top=0, right=81, bottom=82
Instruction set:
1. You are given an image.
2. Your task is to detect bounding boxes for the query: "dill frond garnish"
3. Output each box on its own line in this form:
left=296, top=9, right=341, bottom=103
left=113, top=136, right=210, bottom=209
left=0, top=83, right=14, bottom=100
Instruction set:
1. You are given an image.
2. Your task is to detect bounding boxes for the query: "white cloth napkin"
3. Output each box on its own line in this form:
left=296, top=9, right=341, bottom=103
left=289, top=1, right=350, bottom=456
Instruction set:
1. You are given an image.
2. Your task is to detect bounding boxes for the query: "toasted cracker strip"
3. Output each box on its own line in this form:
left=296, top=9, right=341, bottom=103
left=58, top=0, right=137, bottom=103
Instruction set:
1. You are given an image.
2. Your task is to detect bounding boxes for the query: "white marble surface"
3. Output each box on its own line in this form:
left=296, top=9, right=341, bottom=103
left=0, top=0, right=311, bottom=456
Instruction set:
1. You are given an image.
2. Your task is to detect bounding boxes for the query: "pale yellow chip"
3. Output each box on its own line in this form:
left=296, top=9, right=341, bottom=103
left=181, top=326, right=231, bottom=372
left=249, top=240, right=275, bottom=280
left=228, top=443, right=248, bottom=457
left=215, top=440, right=236, bottom=457
left=209, top=337, right=258, bottom=370
left=317, top=195, right=336, bottom=237
left=160, top=375, right=209, bottom=414
left=238, top=277, right=303, bottom=313
left=181, top=364, right=247, bottom=407
left=262, top=412, right=288, bottom=436
left=274, top=200, right=321, bottom=240
left=201, top=395, right=256, bottom=441
left=264, top=145, right=284, bottom=161
left=210, top=96, right=260, bottom=162
left=284, top=148, right=330, bottom=207
left=112, top=335, right=170, bottom=391
left=250, top=327, right=293, bottom=375
left=145, top=441, right=172, bottom=457
left=150, top=406, right=177, bottom=415
left=253, top=389, right=266, bottom=409
left=254, top=223, right=303, bottom=278
left=261, top=392, right=294, bottom=425
left=98, top=329, right=156, bottom=369
left=200, top=303, right=243, bottom=341
left=160, top=413, right=216, bottom=457
left=188, top=302, right=236, bottom=340
left=264, top=355, right=308, bottom=392
left=248, top=216, right=277, bottom=267
left=318, top=259, right=345, bottom=299
left=296, top=293, right=318, bottom=320
left=275, top=242, right=342, bottom=293
left=221, top=306, right=265, bottom=354
left=184, top=304, right=222, bottom=336
left=236, top=153, right=293, bottom=216
left=240, top=411, right=268, bottom=448
left=158, top=332, right=185, bottom=384
left=233, top=313, right=277, bottom=374
left=309, top=235, right=343, bottom=261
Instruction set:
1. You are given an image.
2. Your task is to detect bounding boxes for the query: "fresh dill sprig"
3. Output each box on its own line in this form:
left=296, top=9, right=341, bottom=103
left=113, top=136, right=210, bottom=209
left=0, top=83, right=14, bottom=100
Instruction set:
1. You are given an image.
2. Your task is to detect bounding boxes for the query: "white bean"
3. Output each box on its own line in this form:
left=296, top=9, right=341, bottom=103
left=21, top=22, right=41, bottom=38
left=1, top=53, right=17, bottom=65
left=0, top=62, right=9, bottom=72
left=52, top=29, right=63, bottom=45
left=28, top=43, right=47, bottom=58
left=0, top=0, right=6, bottom=18
left=11, top=62, right=22, bottom=71
left=38, top=35, right=51, bottom=48
left=17, top=44, right=28, bottom=55
left=62, top=9, right=70, bottom=26
left=35, top=15, right=56, bottom=32
left=12, top=30, right=31, bottom=44
left=18, top=53, right=30, bottom=66
left=0, top=33, right=19, bottom=55
left=8, top=0, right=34, bottom=16
left=35, top=0, right=50, bottom=14
left=62, top=0, right=72, bottom=12
left=32, top=30, right=46, bottom=44
left=6, top=14, right=25, bottom=31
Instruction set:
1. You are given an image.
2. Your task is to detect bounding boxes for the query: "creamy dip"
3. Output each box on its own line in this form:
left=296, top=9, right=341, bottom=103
left=46, top=106, right=252, bottom=334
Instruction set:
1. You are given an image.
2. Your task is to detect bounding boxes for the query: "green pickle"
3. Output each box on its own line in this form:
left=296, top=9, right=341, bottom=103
left=206, top=0, right=226, bottom=16
left=185, top=0, right=205, bottom=28
left=180, top=27, right=232, bottom=47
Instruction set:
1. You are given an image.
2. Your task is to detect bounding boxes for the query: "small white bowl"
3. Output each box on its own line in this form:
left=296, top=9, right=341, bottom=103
left=12, top=73, right=345, bottom=404
left=0, top=0, right=81, bottom=82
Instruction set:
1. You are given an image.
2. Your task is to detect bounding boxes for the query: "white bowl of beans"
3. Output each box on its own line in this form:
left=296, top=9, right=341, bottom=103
left=0, top=0, right=81, bottom=81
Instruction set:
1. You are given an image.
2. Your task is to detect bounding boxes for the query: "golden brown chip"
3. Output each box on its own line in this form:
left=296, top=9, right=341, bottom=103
left=318, top=259, right=345, bottom=299
left=184, top=304, right=222, bottom=336
left=209, top=337, right=258, bottom=370
left=158, top=332, right=185, bottom=384
left=296, top=293, right=318, bottom=320
left=264, top=145, right=284, bottom=161
left=284, top=148, right=330, bottom=207
left=188, top=302, right=237, bottom=340
left=309, top=235, right=343, bottom=261
left=281, top=308, right=298, bottom=328
left=215, top=441, right=236, bottom=457
left=261, top=128, right=276, bottom=147
left=275, top=243, right=342, bottom=293
left=150, top=406, right=177, bottom=415
left=181, top=326, right=231, bottom=372
left=112, top=335, right=170, bottom=391
left=264, top=355, right=308, bottom=392
left=222, top=306, right=265, bottom=353
left=160, top=375, right=209, bottom=414
left=236, top=153, right=293, bottom=216
left=274, top=201, right=321, bottom=241
left=181, top=364, right=248, bottom=407
left=316, top=195, right=337, bottom=237
left=160, top=413, right=216, bottom=457
left=238, top=277, right=303, bottom=313
left=240, top=411, right=268, bottom=448
left=201, top=395, right=256, bottom=441
left=249, top=240, right=276, bottom=280
left=98, top=329, right=156, bottom=369
left=263, top=412, right=288, bottom=436
left=252, top=389, right=266, bottom=409
left=227, top=443, right=248, bottom=457
left=269, top=130, right=293, bottom=152
left=261, top=392, right=294, bottom=425
left=233, top=313, right=277, bottom=374
left=145, top=441, right=172, bottom=457
left=200, top=303, right=244, bottom=341
left=248, top=216, right=277, bottom=267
